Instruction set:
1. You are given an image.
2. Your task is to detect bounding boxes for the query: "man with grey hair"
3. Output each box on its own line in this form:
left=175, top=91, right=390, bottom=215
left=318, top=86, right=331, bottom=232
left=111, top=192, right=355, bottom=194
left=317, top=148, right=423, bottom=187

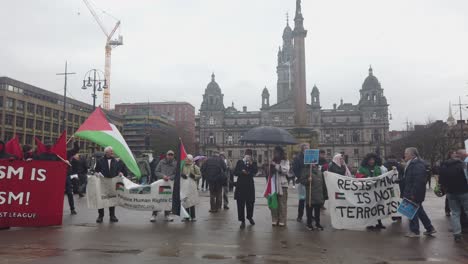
left=403, top=147, right=436, bottom=237
left=94, top=146, right=127, bottom=223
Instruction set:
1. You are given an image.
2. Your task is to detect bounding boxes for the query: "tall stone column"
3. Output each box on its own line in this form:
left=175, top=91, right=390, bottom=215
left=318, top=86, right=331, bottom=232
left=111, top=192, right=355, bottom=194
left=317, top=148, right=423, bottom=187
left=293, top=0, right=307, bottom=127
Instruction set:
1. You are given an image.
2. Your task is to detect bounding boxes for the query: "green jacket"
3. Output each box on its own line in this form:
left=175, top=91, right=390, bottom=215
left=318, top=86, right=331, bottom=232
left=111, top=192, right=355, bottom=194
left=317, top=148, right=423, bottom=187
left=358, top=165, right=382, bottom=178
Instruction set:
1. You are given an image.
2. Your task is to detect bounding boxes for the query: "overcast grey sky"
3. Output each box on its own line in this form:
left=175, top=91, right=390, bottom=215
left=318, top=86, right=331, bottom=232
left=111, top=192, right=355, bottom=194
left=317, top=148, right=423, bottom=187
left=1, top=0, right=468, bottom=130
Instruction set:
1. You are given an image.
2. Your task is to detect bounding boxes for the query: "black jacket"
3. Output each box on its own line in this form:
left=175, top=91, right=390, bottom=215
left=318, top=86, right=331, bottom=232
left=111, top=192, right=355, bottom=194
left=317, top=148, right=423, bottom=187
left=201, top=156, right=227, bottom=186
left=233, top=160, right=258, bottom=202
left=403, top=158, right=427, bottom=203
left=439, top=159, right=468, bottom=195
left=95, top=156, right=127, bottom=178
left=71, top=158, right=88, bottom=175
left=384, top=159, right=405, bottom=197
left=328, top=162, right=347, bottom=176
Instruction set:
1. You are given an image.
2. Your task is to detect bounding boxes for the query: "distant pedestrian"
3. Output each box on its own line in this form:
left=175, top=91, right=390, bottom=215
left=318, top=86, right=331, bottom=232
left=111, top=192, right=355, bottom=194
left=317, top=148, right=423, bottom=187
left=151, top=150, right=177, bottom=222
left=220, top=152, right=231, bottom=210
left=234, top=149, right=258, bottom=229
left=293, top=143, right=309, bottom=222
left=328, top=153, right=352, bottom=176
left=181, top=154, right=201, bottom=222
left=269, top=146, right=290, bottom=227
left=403, top=147, right=436, bottom=238
left=384, top=155, right=405, bottom=221
left=358, top=153, right=385, bottom=230
left=201, top=152, right=227, bottom=213
left=94, top=146, right=127, bottom=223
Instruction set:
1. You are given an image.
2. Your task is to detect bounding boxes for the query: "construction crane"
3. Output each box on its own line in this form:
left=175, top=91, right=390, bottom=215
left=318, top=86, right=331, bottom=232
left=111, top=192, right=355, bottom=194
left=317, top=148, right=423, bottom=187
left=82, top=0, right=123, bottom=110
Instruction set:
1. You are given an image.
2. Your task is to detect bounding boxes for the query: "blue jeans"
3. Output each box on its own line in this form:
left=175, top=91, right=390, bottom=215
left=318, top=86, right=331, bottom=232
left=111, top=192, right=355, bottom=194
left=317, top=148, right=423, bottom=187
left=409, top=203, right=433, bottom=234
left=447, top=192, right=468, bottom=235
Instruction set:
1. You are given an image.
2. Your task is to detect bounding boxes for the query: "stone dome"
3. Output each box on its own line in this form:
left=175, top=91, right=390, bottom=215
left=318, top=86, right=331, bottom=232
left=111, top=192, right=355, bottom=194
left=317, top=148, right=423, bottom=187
left=362, top=66, right=382, bottom=91
left=206, top=73, right=222, bottom=94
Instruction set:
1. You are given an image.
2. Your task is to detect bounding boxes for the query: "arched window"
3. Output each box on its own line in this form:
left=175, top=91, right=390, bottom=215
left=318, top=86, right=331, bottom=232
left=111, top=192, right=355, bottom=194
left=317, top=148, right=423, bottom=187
left=209, top=116, right=215, bottom=125
left=209, top=133, right=215, bottom=144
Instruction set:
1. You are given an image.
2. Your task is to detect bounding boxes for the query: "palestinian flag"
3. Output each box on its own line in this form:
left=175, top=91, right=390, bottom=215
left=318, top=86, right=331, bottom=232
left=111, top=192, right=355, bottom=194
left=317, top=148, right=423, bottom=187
left=264, top=174, right=278, bottom=210
left=172, top=138, right=187, bottom=216
left=75, top=107, right=141, bottom=178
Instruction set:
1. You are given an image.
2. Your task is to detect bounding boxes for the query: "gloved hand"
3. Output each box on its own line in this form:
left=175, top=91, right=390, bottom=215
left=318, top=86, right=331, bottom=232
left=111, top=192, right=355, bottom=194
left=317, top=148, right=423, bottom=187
left=181, top=174, right=188, bottom=179
left=189, top=173, right=195, bottom=179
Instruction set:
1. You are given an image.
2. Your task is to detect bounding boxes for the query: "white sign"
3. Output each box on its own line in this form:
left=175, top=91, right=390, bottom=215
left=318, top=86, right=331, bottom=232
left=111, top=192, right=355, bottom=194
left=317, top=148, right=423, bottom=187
left=87, top=175, right=173, bottom=211
left=324, top=170, right=401, bottom=230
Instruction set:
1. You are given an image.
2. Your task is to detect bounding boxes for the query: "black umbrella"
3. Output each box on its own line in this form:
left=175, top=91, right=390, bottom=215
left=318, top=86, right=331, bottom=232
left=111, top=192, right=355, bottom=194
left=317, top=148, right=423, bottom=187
left=240, top=126, right=298, bottom=145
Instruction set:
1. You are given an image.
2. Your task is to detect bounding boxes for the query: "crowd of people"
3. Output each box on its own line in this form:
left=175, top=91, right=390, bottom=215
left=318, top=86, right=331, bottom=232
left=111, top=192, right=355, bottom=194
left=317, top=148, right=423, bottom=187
left=2, top=138, right=468, bottom=243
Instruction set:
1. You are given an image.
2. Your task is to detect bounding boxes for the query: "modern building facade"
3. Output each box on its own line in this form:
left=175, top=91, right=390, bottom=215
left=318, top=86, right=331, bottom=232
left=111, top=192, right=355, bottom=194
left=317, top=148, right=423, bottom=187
left=0, top=77, right=123, bottom=153
left=196, top=0, right=390, bottom=169
left=115, top=102, right=195, bottom=153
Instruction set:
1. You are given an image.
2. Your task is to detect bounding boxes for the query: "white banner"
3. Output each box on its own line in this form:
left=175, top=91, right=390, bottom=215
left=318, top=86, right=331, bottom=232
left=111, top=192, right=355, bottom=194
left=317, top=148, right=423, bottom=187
left=324, top=170, right=401, bottom=230
left=87, top=175, right=173, bottom=211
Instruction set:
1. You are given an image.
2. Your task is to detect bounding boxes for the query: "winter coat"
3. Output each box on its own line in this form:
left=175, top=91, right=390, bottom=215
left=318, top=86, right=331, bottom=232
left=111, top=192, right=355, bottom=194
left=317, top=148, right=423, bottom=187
left=402, top=158, right=428, bottom=203
left=270, top=159, right=290, bottom=189
left=298, top=166, right=324, bottom=206
left=357, top=165, right=382, bottom=178
left=181, top=163, right=202, bottom=181
left=137, top=159, right=151, bottom=177
left=328, top=162, right=347, bottom=176
left=439, top=159, right=468, bottom=195
left=149, top=158, right=160, bottom=183
left=384, top=159, right=405, bottom=197
left=95, top=156, right=127, bottom=178
left=155, top=158, right=177, bottom=180
left=201, top=156, right=227, bottom=187
left=233, top=160, right=258, bottom=202
left=180, top=163, right=201, bottom=208
left=71, top=158, right=88, bottom=176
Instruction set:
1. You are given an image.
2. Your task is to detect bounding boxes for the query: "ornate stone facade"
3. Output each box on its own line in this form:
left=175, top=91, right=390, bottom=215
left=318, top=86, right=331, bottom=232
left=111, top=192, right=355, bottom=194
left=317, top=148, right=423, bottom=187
left=196, top=0, right=389, bottom=169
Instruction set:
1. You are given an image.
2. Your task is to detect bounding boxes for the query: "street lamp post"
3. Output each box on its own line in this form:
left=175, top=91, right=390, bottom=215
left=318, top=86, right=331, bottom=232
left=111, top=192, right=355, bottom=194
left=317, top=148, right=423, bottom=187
left=81, top=69, right=107, bottom=109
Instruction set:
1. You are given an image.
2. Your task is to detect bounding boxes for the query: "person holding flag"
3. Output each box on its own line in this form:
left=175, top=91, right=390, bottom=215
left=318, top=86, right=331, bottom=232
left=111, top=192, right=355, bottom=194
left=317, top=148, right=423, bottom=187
left=180, top=154, right=201, bottom=222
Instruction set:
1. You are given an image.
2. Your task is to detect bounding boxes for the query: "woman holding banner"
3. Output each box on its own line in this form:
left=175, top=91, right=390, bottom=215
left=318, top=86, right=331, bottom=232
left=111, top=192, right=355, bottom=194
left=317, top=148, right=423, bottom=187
left=328, top=153, right=352, bottom=177
left=269, top=146, right=290, bottom=227
left=298, top=163, right=325, bottom=230
left=357, top=153, right=386, bottom=230
left=180, top=155, right=201, bottom=222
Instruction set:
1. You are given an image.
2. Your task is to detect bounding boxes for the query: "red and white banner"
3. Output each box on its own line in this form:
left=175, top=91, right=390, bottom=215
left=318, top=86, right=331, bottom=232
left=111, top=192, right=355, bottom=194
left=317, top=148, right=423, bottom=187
left=0, top=160, right=68, bottom=227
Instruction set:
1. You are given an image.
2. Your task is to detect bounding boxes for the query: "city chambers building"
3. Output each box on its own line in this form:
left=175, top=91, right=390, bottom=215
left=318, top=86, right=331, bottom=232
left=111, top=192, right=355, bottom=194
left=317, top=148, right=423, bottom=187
left=0, top=77, right=123, bottom=154
left=196, top=1, right=390, bottom=169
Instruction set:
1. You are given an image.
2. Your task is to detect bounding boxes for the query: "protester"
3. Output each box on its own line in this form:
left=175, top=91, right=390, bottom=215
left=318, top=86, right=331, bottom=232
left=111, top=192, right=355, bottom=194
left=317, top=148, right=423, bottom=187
left=234, top=149, right=258, bottom=229
left=151, top=150, right=177, bottom=222
left=71, top=153, right=88, bottom=198
left=318, top=150, right=329, bottom=210
left=403, top=147, right=436, bottom=238
left=383, top=155, right=405, bottom=221
left=34, top=140, right=79, bottom=215
left=201, top=152, right=226, bottom=213
left=269, top=146, right=290, bottom=227
left=220, top=152, right=231, bottom=210
left=181, top=154, right=201, bottom=222
left=22, top=144, right=34, bottom=160
left=298, top=162, right=325, bottom=230
left=439, top=149, right=468, bottom=242
left=328, top=153, right=352, bottom=176
left=137, top=154, right=151, bottom=185
left=199, top=158, right=209, bottom=192
left=293, top=143, right=309, bottom=222
left=358, top=153, right=385, bottom=229
left=94, top=146, right=126, bottom=223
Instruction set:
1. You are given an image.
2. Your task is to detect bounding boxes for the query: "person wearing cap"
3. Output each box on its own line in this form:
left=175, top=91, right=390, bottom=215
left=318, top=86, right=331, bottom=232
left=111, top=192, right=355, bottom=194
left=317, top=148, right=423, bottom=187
left=181, top=154, right=201, bottom=221
left=220, top=152, right=232, bottom=210
left=151, top=150, right=177, bottom=222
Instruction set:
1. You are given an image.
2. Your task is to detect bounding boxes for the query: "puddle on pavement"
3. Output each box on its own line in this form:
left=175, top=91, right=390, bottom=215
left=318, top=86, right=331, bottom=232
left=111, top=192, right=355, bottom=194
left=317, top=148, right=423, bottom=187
left=0, top=245, right=65, bottom=260
left=73, top=223, right=98, bottom=228
left=158, top=248, right=180, bottom=257
left=74, top=248, right=142, bottom=255
left=202, top=254, right=233, bottom=260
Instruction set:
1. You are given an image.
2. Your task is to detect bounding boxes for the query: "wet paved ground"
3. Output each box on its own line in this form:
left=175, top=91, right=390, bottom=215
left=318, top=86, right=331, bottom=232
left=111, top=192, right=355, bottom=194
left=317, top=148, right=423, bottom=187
left=1, top=178, right=468, bottom=264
